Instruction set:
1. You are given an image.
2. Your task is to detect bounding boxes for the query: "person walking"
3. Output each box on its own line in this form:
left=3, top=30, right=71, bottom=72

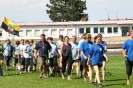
left=60, top=36, right=73, bottom=80
left=88, top=35, right=108, bottom=88
left=122, top=30, right=133, bottom=85
left=70, top=35, right=80, bottom=77
left=34, top=34, right=52, bottom=78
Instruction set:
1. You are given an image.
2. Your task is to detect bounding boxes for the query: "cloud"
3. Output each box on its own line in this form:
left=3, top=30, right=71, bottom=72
left=10, top=0, right=44, bottom=7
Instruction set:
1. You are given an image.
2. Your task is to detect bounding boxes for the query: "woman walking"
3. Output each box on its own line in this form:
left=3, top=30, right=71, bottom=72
left=60, top=36, right=73, bottom=80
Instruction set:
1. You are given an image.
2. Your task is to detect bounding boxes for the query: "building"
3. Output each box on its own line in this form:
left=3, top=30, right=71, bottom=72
left=0, top=19, right=133, bottom=40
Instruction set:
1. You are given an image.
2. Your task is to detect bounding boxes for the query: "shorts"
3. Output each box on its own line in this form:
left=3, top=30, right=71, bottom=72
left=81, top=60, right=88, bottom=68
left=0, top=54, right=4, bottom=60
left=73, top=59, right=79, bottom=63
left=102, top=56, right=106, bottom=61
left=89, top=60, right=102, bottom=67
left=39, top=56, right=48, bottom=65
left=126, top=60, right=133, bottom=75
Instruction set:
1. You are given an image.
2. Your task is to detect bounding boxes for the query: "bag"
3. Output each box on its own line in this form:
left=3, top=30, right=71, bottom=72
left=0, top=68, right=3, bottom=76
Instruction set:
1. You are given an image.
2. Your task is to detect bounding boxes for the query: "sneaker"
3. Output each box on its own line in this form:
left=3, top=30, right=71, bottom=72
left=39, top=73, right=43, bottom=78
left=94, top=82, right=97, bottom=86
left=98, top=84, right=103, bottom=88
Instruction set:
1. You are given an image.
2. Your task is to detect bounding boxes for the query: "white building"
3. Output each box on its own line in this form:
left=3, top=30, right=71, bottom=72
left=0, top=20, right=133, bottom=40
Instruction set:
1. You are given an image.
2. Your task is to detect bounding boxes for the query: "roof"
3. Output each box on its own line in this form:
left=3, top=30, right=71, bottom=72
left=16, top=20, right=133, bottom=26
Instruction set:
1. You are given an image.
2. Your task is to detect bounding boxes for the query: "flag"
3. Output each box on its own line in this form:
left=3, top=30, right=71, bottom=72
left=1, top=17, right=20, bottom=36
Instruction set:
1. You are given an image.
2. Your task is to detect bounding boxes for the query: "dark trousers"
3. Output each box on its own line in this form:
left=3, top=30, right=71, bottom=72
left=30, top=58, right=33, bottom=71
left=62, top=56, right=73, bottom=75
left=49, top=56, right=58, bottom=68
left=5, top=56, right=11, bottom=66
left=33, top=59, right=37, bottom=68
left=25, top=58, right=30, bottom=71
left=14, top=55, right=19, bottom=66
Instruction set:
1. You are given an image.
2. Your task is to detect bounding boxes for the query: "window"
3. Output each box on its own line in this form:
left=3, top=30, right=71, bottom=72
left=67, top=29, right=73, bottom=35
left=43, top=29, right=49, bottom=35
left=0, top=30, right=2, bottom=37
left=79, top=28, right=84, bottom=34
left=59, top=29, right=65, bottom=35
left=100, top=27, right=104, bottom=33
left=35, top=30, right=40, bottom=37
left=26, top=30, right=32, bottom=37
left=94, top=27, right=98, bottom=33
left=51, top=29, right=57, bottom=36
left=19, top=30, right=24, bottom=37
left=86, top=28, right=90, bottom=33
left=113, top=27, right=118, bottom=33
left=107, top=27, right=112, bottom=33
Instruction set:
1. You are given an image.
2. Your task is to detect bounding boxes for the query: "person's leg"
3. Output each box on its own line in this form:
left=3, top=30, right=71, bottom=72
left=39, top=57, right=44, bottom=77
left=82, top=61, right=87, bottom=82
left=49, top=58, right=53, bottom=75
left=79, top=58, right=83, bottom=77
left=25, top=58, right=29, bottom=73
left=102, top=61, right=106, bottom=82
left=126, top=61, right=132, bottom=85
left=29, top=58, right=33, bottom=72
left=88, top=61, right=93, bottom=83
left=93, top=65, right=101, bottom=84
left=61, top=56, right=67, bottom=79
left=43, top=56, right=49, bottom=78
left=59, top=55, right=62, bottom=67
left=75, top=61, right=79, bottom=76
left=67, top=56, right=73, bottom=80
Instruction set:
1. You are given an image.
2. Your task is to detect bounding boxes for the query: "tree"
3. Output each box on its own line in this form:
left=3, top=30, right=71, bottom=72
left=46, top=0, right=88, bottom=22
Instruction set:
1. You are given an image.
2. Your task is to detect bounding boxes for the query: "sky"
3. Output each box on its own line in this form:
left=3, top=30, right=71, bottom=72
left=0, top=0, right=133, bottom=22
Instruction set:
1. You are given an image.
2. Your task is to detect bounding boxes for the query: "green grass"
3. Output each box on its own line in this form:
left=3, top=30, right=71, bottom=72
left=0, top=56, right=132, bottom=88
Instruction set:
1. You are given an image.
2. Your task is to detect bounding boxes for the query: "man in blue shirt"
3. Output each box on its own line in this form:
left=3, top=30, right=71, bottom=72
left=3, top=38, right=13, bottom=71
left=35, top=34, right=52, bottom=78
left=47, top=37, right=59, bottom=76
left=122, top=31, right=133, bottom=85
left=23, top=40, right=33, bottom=73
left=70, top=35, right=80, bottom=77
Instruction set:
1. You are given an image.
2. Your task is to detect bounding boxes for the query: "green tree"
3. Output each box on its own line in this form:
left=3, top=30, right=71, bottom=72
left=46, top=0, right=88, bottom=22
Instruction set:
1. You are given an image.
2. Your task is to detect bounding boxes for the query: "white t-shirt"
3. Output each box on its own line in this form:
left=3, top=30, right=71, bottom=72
left=19, top=44, right=25, bottom=56
left=57, top=40, right=64, bottom=46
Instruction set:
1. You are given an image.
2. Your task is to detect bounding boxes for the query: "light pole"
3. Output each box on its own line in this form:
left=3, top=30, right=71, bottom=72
left=105, top=8, right=110, bottom=20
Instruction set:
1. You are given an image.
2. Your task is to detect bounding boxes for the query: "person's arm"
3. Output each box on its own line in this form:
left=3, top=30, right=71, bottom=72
left=34, top=43, right=39, bottom=59
left=122, top=49, right=128, bottom=58
left=103, top=54, right=109, bottom=62
left=104, top=45, right=107, bottom=52
left=81, top=51, right=87, bottom=60
left=60, top=44, right=63, bottom=58
left=122, top=41, right=128, bottom=58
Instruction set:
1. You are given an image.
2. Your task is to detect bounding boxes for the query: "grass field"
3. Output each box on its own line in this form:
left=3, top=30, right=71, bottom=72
left=0, top=56, right=132, bottom=88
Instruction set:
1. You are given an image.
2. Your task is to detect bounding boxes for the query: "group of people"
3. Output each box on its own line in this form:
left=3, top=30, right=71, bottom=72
left=0, top=31, right=133, bottom=87
left=0, top=38, right=38, bottom=73
left=35, top=34, right=109, bottom=88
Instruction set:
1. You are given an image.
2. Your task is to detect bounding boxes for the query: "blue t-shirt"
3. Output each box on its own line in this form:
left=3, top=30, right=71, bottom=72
left=90, top=44, right=105, bottom=66
left=100, top=41, right=107, bottom=47
left=3, top=44, right=13, bottom=56
left=13, top=45, right=20, bottom=55
left=80, top=41, right=93, bottom=61
left=122, top=39, right=133, bottom=61
left=23, top=44, right=33, bottom=58
left=35, top=41, right=51, bottom=57
left=49, top=42, right=58, bottom=58
left=70, top=42, right=79, bottom=60
left=77, top=39, right=85, bottom=49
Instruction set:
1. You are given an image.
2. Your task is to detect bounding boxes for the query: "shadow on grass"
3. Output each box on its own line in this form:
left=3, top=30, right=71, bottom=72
left=104, top=83, right=126, bottom=87
left=106, top=78, right=126, bottom=82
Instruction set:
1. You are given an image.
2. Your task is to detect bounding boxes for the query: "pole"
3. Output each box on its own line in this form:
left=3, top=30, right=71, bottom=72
left=105, top=8, right=110, bottom=20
